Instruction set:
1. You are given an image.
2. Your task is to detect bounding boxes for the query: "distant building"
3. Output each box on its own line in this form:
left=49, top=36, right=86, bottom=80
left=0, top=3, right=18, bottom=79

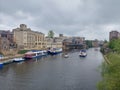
left=109, top=30, right=120, bottom=41
left=45, top=34, right=68, bottom=48
left=0, top=30, right=14, bottom=51
left=59, top=34, right=63, bottom=37
left=92, top=39, right=99, bottom=47
left=13, top=24, right=45, bottom=49
left=62, top=37, right=86, bottom=50
left=62, top=38, right=72, bottom=50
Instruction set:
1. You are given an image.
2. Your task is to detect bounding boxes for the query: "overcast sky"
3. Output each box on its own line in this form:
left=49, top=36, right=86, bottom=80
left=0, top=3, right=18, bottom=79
left=1, top=0, right=120, bottom=40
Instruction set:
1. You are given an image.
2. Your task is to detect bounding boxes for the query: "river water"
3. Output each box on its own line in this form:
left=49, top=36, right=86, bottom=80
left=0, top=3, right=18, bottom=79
left=0, top=48, right=103, bottom=90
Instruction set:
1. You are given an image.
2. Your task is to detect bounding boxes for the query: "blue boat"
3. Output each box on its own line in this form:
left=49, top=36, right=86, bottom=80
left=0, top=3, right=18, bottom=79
left=0, top=62, right=3, bottom=68
left=48, top=48, right=62, bottom=55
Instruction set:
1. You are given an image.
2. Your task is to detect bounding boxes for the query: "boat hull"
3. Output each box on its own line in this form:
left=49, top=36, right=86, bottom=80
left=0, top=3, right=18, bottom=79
left=79, top=54, right=87, bottom=57
left=24, top=55, right=42, bottom=59
left=48, top=48, right=62, bottom=55
left=48, top=51, right=62, bottom=55
left=79, top=49, right=87, bottom=57
left=24, top=50, right=47, bottom=59
left=64, top=55, right=69, bottom=58
left=0, top=63, right=3, bottom=68
left=13, top=58, right=25, bottom=62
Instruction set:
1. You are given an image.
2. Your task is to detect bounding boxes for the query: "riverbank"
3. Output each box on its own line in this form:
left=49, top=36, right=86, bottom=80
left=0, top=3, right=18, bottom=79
left=0, top=54, right=24, bottom=64
left=98, top=52, right=120, bottom=90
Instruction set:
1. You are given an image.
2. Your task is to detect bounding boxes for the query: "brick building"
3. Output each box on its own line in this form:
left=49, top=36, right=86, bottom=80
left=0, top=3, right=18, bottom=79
left=109, top=30, right=120, bottom=41
left=0, top=30, right=14, bottom=51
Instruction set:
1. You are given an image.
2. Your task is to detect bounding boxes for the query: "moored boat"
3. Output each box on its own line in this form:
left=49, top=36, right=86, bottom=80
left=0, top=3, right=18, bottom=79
left=13, top=57, right=25, bottom=62
left=41, top=50, right=48, bottom=56
left=24, top=50, right=48, bottom=59
left=0, top=62, right=3, bottom=68
left=48, top=48, right=62, bottom=55
left=79, top=49, right=87, bottom=57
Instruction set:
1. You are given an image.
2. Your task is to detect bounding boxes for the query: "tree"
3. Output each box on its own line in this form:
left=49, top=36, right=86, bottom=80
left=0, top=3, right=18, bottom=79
left=48, top=30, right=54, bottom=38
left=109, top=39, right=120, bottom=53
left=85, top=40, right=93, bottom=48
left=104, top=39, right=108, bottom=43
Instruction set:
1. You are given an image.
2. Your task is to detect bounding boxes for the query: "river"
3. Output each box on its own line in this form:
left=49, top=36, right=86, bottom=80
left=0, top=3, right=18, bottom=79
left=0, top=48, right=103, bottom=90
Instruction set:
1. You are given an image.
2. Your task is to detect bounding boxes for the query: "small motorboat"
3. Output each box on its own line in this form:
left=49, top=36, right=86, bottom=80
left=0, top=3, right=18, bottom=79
left=64, top=53, right=69, bottom=58
left=94, top=48, right=98, bottom=51
left=13, top=57, right=25, bottom=62
left=79, top=49, right=87, bottom=57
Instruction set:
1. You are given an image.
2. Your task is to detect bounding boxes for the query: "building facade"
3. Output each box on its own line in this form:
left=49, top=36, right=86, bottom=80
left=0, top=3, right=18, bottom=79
left=45, top=34, right=68, bottom=49
left=13, top=24, right=45, bottom=50
left=109, top=30, right=120, bottom=41
left=62, top=37, right=86, bottom=50
left=0, top=30, right=14, bottom=50
left=92, top=39, right=99, bottom=47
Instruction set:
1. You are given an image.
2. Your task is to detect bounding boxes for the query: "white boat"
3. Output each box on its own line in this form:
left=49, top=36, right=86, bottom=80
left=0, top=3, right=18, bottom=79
left=64, top=54, right=69, bottom=58
left=13, top=57, right=25, bottom=62
left=24, top=50, right=48, bottom=59
left=79, top=49, right=87, bottom=57
left=48, top=48, right=62, bottom=55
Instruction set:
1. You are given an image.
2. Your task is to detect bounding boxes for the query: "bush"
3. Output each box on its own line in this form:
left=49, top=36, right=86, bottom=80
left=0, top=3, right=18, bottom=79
left=18, top=50, right=29, bottom=54
left=98, top=53, right=120, bottom=90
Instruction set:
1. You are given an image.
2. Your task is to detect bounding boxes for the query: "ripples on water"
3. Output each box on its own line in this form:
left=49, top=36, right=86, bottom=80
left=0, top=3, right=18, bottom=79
left=0, top=48, right=103, bottom=90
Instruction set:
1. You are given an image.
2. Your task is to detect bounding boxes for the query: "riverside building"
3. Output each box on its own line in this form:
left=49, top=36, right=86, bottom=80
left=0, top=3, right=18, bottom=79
left=109, top=30, right=120, bottom=41
left=13, top=24, right=45, bottom=50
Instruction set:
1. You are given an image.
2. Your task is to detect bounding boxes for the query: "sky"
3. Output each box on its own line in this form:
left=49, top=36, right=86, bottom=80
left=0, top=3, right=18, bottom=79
left=1, top=0, right=120, bottom=40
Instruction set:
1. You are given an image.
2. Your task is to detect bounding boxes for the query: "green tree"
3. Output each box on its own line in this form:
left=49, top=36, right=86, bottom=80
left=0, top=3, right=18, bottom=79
left=85, top=40, right=93, bottom=48
left=109, top=39, right=120, bottom=53
left=48, top=30, right=54, bottom=38
left=104, top=39, right=108, bottom=43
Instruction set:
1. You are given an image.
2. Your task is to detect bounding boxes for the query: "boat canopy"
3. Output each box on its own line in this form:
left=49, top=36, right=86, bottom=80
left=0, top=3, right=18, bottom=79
left=25, top=51, right=34, bottom=55
left=80, top=49, right=86, bottom=52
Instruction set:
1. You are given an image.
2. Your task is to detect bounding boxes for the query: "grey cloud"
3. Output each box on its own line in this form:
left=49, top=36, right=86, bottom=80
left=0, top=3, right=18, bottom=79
left=1, top=0, right=120, bottom=40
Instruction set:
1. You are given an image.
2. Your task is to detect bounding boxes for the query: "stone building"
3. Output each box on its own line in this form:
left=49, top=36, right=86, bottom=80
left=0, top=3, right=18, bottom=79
left=45, top=34, right=68, bottom=48
left=92, top=39, right=99, bottom=47
left=34, top=31, right=45, bottom=49
left=45, top=37, right=53, bottom=48
left=13, top=24, right=45, bottom=50
left=0, top=37, right=10, bottom=51
left=0, top=30, right=15, bottom=55
left=0, top=30, right=14, bottom=50
left=109, top=30, right=120, bottom=41
left=62, top=37, right=86, bottom=50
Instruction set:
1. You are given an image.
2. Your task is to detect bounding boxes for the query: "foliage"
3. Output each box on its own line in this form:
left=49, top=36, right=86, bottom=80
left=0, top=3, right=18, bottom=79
left=104, top=39, right=108, bottom=43
left=18, top=50, right=29, bottom=54
left=85, top=40, right=93, bottom=48
left=98, top=53, right=120, bottom=90
left=48, top=30, right=54, bottom=38
left=98, top=39, right=120, bottom=89
left=109, top=39, right=120, bottom=53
